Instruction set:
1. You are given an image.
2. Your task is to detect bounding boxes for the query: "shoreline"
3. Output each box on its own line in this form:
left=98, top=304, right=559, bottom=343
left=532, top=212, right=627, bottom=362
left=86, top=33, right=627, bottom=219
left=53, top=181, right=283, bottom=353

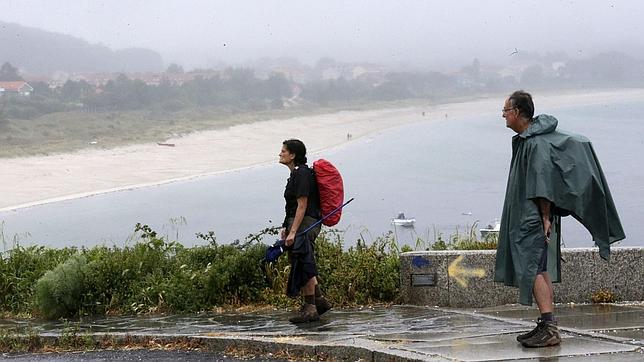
left=0, top=105, right=433, bottom=212
left=2, top=87, right=644, bottom=213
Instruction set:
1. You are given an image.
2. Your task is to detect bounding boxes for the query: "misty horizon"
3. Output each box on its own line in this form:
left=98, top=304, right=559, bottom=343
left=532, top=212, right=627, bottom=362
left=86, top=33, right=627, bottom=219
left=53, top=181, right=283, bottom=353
left=3, top=0, right=644, bottom=72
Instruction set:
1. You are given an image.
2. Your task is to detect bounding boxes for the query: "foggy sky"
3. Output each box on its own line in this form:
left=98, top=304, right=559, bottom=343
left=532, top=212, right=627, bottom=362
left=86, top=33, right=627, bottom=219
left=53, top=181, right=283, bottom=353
left=2, top=0, right=643, bottom=70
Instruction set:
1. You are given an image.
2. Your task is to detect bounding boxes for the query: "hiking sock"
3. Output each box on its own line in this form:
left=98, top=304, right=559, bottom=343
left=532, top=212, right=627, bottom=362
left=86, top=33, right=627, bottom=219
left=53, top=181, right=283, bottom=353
left=304, top=295, right=315, bottom=305
left=315, top=285, right=322, bottom=298
left=540, top=312, right=555, bottom=322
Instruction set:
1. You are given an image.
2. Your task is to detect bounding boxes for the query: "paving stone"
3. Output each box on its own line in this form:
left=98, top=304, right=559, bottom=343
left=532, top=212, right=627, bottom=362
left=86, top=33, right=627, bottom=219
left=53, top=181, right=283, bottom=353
left=401, top=333, right=639, bottom=361
left=2, top=303, right=643, bottom=361
left=599, top=328, right=644, bottom=345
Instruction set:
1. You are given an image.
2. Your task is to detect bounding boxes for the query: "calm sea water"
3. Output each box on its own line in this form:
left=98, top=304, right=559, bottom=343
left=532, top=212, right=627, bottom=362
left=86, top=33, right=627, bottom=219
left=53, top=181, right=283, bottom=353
left=2, top=100, right=643, bottom=250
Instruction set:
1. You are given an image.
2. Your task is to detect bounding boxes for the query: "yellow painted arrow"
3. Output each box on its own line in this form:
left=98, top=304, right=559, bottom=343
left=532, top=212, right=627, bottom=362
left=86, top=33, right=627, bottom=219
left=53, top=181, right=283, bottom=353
left=448, top=255, right=486, bottom=288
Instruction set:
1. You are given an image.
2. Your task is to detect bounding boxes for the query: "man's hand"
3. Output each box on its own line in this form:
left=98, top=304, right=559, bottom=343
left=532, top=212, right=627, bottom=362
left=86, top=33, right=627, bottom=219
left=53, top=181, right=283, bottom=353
left=543, top=218, right=552, bottom=244
left=537, top=198, right=552, bottom=244
left=285, top=230, right=296, bottom=247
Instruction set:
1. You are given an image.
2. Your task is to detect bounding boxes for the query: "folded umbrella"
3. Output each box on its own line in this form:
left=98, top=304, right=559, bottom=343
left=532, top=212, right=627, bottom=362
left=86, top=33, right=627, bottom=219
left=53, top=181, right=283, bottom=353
left=263, top=197, right=354, bottom=263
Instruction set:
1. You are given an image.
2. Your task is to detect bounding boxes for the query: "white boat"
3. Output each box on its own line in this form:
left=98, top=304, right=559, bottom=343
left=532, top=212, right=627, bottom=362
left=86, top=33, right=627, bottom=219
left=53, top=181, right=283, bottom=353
left=480, top=219, right=500, bottom=238
left=392, top=212, right=415, bottom=227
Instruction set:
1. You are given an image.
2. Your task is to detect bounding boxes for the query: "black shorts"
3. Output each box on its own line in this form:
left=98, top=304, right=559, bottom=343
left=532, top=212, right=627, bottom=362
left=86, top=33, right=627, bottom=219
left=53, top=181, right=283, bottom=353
left=537, top=244, right=548, bottom=273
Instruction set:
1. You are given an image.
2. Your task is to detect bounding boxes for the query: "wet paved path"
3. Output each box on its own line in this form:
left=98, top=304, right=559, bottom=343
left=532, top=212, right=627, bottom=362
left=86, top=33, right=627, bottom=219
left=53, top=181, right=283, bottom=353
left=2, top=303, right=643, bottom=361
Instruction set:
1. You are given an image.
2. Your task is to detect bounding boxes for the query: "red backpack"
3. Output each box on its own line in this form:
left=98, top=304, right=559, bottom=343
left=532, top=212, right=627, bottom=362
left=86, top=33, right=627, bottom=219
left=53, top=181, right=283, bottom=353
left=312, top=159, right=344, bottom=226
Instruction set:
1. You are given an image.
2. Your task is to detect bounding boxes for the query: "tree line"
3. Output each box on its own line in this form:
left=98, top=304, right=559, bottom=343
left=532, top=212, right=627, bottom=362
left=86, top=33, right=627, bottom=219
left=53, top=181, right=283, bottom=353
left=2, top=50, right=643, bottom=120
left=1, top=66, right=467, bottom=120
left=1, top=66, right=295, bottom=119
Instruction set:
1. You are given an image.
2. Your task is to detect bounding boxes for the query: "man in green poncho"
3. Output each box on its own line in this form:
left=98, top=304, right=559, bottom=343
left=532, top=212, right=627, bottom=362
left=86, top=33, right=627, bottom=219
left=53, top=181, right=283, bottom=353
left=494, top=91, right=625, bottom=348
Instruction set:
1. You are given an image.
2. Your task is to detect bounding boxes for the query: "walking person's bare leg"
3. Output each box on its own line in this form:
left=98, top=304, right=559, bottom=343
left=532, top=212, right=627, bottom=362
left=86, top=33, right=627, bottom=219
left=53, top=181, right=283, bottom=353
left=534, top=272, right=553, bottom=314
left=302, top=276, right=316, bottom=296
left=521, top=272, right=560, bottom=347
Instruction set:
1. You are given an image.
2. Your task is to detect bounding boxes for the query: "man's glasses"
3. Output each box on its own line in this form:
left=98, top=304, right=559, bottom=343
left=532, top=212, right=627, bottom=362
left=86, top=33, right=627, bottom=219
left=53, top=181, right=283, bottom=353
left=502, top=107, right=516, bottom=114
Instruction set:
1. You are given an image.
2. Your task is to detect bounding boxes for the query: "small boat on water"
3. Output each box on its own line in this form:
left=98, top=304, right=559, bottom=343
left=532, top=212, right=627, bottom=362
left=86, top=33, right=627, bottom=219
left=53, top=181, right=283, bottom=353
left=480, top=219, right=501, bottom=238
left=392, top=212, right=415, bottom=227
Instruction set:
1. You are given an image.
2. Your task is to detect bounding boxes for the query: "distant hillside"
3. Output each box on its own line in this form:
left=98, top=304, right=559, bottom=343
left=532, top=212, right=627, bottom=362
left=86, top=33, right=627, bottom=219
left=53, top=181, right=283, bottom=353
left=0, top=21, right=164, bottom=74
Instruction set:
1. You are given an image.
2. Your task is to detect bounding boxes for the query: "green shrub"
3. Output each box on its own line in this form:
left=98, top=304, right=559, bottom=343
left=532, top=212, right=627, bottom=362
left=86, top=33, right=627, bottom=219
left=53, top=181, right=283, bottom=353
left=201, top=243, right=268, bottom=306
left=3, top=225, right=406, bottom=319
left=82, top=246, right=137, bottom=315
left=0, top=245, right=77, bottom=314
left=314, top=231, right=400, bottom=305
left=34, top=255, right=88, bottom=319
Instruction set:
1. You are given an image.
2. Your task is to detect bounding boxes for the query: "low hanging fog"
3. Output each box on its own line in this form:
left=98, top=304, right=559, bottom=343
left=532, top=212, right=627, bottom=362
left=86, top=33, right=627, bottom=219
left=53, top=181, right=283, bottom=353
left=1, top=1, right=643, bottom=250
left=2, top=0, right=643, bottom=71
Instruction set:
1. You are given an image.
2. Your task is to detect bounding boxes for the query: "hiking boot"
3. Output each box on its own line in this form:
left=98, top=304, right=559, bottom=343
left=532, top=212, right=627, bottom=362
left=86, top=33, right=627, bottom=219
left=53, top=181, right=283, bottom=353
left=315, top=296, right=332, bottom=316
left=289, top=303, right=319, bottom=324
left=521, top=320, right=561, bottom=348
left=516, top=318, right=545, bottom=342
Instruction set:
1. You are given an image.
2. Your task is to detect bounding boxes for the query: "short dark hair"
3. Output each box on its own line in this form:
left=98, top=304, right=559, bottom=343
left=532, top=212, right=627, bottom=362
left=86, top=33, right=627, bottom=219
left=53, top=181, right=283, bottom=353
left=282, top=139, right=307, bottom=165
left=508, top=90, right=534, bottom=119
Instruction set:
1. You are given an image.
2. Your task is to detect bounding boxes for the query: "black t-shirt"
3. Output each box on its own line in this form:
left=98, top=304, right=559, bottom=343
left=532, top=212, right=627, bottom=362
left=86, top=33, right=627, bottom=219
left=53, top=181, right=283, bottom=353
left=283, top=164, right=321, bottom=226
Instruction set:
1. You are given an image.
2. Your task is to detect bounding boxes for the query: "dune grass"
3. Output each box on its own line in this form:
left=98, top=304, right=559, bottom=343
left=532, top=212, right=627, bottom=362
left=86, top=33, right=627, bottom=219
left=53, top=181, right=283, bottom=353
left=0, top=98, right=440, bottom=158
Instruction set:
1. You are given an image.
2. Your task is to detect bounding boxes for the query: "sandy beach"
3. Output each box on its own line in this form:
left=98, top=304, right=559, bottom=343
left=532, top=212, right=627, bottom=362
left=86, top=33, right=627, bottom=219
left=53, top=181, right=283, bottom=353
left=2, top=88, right=644, bottom=212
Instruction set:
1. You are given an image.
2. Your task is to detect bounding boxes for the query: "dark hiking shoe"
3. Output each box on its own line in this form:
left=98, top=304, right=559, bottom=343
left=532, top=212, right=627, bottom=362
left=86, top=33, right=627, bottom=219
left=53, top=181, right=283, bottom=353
left=289, top=303, right=319, bottom=324
left=521, top=320, right=561, bottom=348
left=516, top=318, right=545, bottom=342
left=315, top=296, right=332, bottom=316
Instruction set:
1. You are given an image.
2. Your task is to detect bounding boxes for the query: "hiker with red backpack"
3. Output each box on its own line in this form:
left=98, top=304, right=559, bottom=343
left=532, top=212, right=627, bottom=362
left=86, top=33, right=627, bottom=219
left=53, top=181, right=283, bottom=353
left=278, top=139, right=332, bottom=323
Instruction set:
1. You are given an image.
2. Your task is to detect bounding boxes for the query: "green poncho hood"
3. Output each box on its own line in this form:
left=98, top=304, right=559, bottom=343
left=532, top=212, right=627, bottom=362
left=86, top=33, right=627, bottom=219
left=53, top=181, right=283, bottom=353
left=494, top=114, right=625, bottom=305
left=521, top=113, right=558, bottom=136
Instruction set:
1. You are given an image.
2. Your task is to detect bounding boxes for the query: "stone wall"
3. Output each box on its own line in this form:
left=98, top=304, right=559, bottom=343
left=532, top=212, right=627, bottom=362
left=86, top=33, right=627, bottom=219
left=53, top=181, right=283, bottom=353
left=399, top=247, right=643, bottom=307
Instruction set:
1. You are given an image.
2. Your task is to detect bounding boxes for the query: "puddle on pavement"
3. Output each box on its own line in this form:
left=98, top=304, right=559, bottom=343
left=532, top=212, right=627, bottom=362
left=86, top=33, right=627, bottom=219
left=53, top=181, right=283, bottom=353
left=478, top=303, right=644, bottom=331
left=1, top=304, right=642, bottom=347
left=0, top=305, right=447, bottom=337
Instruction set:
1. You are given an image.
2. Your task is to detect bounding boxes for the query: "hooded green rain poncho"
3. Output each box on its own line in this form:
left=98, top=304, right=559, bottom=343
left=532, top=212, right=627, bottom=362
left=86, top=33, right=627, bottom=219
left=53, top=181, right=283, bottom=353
left=494, top=114, right=625, bottom=305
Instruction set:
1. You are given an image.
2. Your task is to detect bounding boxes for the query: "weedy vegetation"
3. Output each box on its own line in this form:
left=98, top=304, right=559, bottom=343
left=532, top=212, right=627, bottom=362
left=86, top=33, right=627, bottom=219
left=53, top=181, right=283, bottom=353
left=1, top=221, right=497, bottom=320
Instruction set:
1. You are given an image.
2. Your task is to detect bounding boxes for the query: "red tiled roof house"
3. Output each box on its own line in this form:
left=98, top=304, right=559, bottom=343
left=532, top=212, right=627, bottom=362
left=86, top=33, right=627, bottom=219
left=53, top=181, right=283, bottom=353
left=0, top=81, right=34, bottom=96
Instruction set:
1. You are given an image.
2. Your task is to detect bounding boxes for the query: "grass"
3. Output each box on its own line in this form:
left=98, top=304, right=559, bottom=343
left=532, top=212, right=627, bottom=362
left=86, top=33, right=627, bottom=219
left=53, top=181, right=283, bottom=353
left=2, top=85, right=633, bottom=158
left=0, top=325, right=205, bottom=354
left=0, top=327, right=326, bottom=359
left=404, top=222, right=498, bottom=251
left=1, top=220, right=498, bottom=322
left=0, top=224, right=403, bottom=319
left=0, top=224, right=503, bottom=354
left=0, top=98, right=441, bottom=158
